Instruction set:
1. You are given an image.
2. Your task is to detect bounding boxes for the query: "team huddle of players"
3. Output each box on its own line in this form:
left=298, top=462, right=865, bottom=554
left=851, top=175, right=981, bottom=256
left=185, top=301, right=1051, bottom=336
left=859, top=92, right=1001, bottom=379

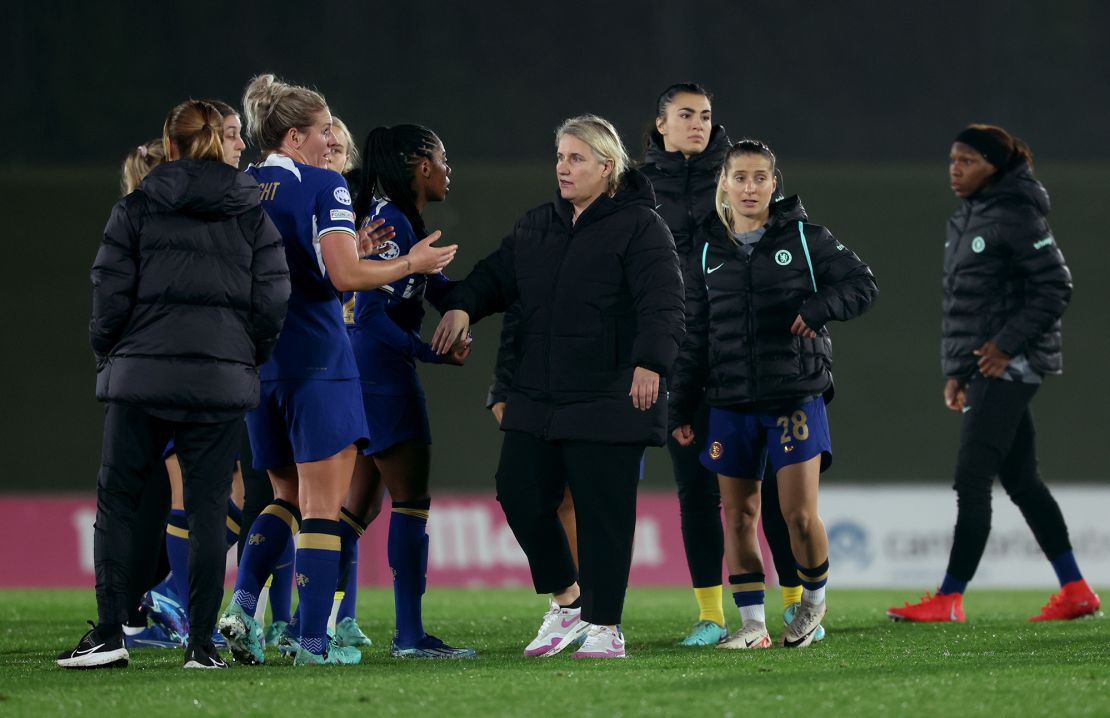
left=56, top=72, right=1098, bottom=670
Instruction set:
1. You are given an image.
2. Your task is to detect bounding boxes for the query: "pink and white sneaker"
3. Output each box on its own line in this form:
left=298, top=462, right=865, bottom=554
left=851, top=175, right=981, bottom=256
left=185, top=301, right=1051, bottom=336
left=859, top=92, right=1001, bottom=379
left=524, top=601, right=590, bottom=657
left=573, top=624, right=626, bottom=659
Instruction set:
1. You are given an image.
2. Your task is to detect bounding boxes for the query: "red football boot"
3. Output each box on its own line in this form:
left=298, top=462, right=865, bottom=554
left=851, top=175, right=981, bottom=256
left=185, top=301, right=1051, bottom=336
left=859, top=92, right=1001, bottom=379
left=1029, top=580, right=1101, bottom=621
left=887, top=592, right=965, bottom=623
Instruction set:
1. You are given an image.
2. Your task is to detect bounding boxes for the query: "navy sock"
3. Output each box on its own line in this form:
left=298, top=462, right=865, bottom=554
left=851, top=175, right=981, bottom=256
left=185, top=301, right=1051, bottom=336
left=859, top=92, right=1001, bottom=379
left=165, top=509, right=190, bottom=614
left=295, top=518, right=343, bottom=655
left=232, top=499, right=300, bottom=613
left=269, top=537, right=295, bottom=623
left=939, top=574, right=968, bottom=596
left=1049, top=550, right=1083, bottom=587
left=226, top=500, right=243, bottom=550
left=338, top=507, right=366, bottom=622
left=389, top=498, right=430, bottom=647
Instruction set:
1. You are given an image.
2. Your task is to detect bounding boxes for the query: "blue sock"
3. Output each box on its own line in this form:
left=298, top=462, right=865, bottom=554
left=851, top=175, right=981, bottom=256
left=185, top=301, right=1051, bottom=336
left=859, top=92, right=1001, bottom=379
left=389, top=498, right=430, bottom=647
left=269, top=538, right=295, bottom=623
left=165, top=509, right=190, bottom=615
left=226, top=500, right=243, bottom=550
left=338, top=507, right=367, bottom=622
left=232, top=499, right=300, bottom=613
left=295, top=518, right=343, bottom=655
left=939, top=574, right=968, bottom=595
left=1049, top=551, right=1083, bottom=587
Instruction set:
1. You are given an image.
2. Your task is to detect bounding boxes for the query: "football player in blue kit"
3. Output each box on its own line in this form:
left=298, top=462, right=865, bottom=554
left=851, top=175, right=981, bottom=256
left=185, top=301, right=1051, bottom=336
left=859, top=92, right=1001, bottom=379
left=670, top=140, right=877, bottom=650
left=341, top=124, right=475, bottom=658
left=217, top=75, right=456, bottom=667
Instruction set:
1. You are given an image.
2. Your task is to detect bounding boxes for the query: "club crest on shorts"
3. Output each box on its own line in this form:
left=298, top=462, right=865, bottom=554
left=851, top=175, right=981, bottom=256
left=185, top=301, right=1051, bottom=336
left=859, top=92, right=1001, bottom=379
left=775, top=249, right=793, bottom=266
left=709, top=441, right=723, bottom=460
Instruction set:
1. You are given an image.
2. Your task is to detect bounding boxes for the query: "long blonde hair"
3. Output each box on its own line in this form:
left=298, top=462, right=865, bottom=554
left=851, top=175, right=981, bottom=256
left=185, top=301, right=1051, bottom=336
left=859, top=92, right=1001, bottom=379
left=242, top=73, right=329, bottom=156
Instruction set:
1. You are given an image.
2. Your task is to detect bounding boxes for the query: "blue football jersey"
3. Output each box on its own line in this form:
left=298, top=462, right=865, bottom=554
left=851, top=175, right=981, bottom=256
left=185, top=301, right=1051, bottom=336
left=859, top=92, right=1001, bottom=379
left=247, top=154, right=359, bottom=381
left=348, top=200, right=452, bottom=394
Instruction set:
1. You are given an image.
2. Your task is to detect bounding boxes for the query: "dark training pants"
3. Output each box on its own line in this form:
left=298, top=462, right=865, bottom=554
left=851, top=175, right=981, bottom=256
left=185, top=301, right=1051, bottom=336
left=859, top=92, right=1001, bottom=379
left=496, top=431, right=643, bottom=626
left=95, top=403, right=241, bottom=641
left=125, top=461, right=171, bottom=625
left=946, top=377, right=1072, bottom=582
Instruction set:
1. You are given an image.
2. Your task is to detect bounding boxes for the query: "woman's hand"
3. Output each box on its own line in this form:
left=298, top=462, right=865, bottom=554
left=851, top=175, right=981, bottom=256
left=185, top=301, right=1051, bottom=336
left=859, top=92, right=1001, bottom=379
left=407, top=230, right=457, bottom=274
left=432, top=309, right=471, bottom=354
left=490, top=401, right=506, bottom=425
left=943, top=378, right=967, bottom=412
left=974, top=340, right=1010, bottom=378
left=358, top=218, right=395, bottom=256
left=439, top=336, right=473, bottom=366
left=790, top=314, right=818, bottom=339
left=672, top=425, right=695, bottom=446
left=629, top=367, right=660, bottom=411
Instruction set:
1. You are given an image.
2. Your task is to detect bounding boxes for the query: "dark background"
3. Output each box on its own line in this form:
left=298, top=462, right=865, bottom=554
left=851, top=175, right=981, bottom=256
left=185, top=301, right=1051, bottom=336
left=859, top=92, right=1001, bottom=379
left=4, top=1, right=1108, bottom=491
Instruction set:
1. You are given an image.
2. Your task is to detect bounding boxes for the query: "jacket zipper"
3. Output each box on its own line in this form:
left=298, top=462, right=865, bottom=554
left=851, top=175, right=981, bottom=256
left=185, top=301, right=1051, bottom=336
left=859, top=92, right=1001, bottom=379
left=542, top=218, right=574, bottom=438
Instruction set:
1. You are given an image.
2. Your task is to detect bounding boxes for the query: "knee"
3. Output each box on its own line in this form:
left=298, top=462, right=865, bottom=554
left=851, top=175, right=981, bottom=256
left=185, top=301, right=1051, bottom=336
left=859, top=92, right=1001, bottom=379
left=782, top=508, right=819, bottom=538
left=723, top=503, right=760, bottom=534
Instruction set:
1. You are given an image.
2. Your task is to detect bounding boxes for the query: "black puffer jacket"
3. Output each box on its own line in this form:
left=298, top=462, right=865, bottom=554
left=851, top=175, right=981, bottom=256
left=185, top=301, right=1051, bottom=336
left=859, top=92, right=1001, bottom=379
left=446, top=168, right=685, bottom=446
left=942, top=161, right=1071, bottom=378
left=641, top=125, right=730, bottom=260
left=670, top=197, right=877, bottom=427
left=91, top=160, right=290, bottom=421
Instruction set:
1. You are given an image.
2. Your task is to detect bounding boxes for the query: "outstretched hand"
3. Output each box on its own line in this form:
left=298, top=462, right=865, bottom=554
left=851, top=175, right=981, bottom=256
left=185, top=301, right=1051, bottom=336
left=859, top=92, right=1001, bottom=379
left=358, top=217, right=396, bottom=256
left=439, top=336, right=473, bottom=366
left=407, top=231, right=457, bottom=274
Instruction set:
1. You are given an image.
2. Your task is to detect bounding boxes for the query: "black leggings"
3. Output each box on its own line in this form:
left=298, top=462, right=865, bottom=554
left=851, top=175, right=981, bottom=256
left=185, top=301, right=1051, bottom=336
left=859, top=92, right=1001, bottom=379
left=669, top=398, right=800, bottom=590
left=496, top=431, right=643, bottom=626
left=946, top=377, right=1072, bottom=581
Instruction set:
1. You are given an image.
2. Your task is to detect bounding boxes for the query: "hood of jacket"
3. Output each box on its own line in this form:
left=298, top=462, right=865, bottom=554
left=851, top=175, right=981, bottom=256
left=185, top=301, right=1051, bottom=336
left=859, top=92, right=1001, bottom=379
left=552, top=167, right=658, bottom=226
left=969, top=160, right=1050, bottom=216
left=138, top=160, right=258, bottom=219
left=643, top=124, right=730, bottom=175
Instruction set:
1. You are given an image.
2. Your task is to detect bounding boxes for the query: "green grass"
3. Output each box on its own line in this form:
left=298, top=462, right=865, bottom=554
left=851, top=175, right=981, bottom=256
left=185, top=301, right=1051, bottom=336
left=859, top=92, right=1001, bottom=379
left=1, top=588, right=1107, bottom=717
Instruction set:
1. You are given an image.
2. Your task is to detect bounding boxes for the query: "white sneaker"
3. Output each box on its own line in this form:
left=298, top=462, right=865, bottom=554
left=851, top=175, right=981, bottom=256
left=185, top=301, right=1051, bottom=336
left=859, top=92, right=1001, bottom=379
left=718, top=621, right=772, bottom=650
left=783, top=600, right=827, bottom=648
left=523, top=601, right=589, bottom=657
left=572, top=624, right=626, bottom=659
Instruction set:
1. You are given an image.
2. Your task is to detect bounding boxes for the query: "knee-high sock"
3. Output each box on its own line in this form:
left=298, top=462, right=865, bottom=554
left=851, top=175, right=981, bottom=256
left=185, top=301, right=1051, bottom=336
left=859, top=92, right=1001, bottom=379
left=295, top=518, right=343, bottom=655
left=268, top=537, right=295, bottom=623
left=797, top=559, right=830, bottom=605
left=232, top=499, right=299, bottom=613
left=337, top=507, right=367, bottom=623
left=389, top=498, right=431, bottom=646
left=165, top=509, right=191, bottom=615
left=226, top=500, right=243, bottom=551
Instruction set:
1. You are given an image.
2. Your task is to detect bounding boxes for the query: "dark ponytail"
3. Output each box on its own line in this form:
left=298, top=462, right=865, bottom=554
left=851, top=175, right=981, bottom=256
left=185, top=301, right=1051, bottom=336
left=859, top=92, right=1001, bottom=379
left=960, top=123, right=1035, bottom=172
left=353, top=124, right=440, bottom=238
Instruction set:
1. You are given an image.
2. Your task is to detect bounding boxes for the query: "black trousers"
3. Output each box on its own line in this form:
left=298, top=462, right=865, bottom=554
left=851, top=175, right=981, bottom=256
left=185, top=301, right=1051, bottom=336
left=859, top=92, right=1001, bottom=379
left=95, top=403, right=241, bottom=641
left=496, top=431, right=643, bottom=626
left=125, top=461, right=171, bottom=625
left=669, top=398, right=800, bottom=590
left=946, top=377, right=1072, bottom=581
left=236, top=425, right=272, bottom=562
left=666, top=398, right=724, bottom=589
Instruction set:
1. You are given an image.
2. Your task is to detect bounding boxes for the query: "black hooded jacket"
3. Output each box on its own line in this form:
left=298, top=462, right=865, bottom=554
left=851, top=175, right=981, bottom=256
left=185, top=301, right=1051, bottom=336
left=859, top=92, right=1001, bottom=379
left=942, top=161, right=1071, bottom=378
left=669, top=197, right=878, bottom=428
left=446, top=168, right=685, bottom=446
left=90, top=160, right=290, bottom=421
left=640, top=125, right=731, bottom=260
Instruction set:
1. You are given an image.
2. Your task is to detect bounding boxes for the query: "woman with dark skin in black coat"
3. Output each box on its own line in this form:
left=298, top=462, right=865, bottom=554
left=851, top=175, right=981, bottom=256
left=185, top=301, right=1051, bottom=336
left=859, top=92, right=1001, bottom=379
left=888, top=124, right=1100, bottom=624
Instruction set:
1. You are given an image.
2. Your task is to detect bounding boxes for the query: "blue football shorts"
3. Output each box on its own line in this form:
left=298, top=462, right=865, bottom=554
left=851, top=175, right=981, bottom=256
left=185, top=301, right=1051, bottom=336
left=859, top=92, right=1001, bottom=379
left=700, top=396, right=832, bottom=479
left=247, top=378, right=369, bottom=470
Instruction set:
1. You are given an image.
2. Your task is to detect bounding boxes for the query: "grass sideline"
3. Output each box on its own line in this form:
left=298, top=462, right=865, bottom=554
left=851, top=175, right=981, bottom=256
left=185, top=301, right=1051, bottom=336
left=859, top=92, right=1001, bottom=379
left=1, top=587, right=1107, bottom=717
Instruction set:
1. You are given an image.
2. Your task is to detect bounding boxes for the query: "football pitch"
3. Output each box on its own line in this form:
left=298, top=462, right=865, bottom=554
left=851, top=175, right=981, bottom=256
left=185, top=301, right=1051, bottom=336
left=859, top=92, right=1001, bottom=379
left=1, top=588, right=1106, bottom=717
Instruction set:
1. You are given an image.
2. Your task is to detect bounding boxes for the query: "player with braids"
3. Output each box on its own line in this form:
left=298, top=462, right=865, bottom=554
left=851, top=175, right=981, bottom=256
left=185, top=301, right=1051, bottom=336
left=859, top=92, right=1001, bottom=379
left=218, top=74, right=456, bottom=667
left=339, top=124, right=475, bottom=658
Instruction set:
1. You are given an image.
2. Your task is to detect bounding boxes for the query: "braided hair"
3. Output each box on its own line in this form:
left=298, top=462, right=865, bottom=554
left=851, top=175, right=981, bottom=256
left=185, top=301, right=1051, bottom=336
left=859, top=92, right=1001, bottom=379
left=353, top=124, right=440, bottom=238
